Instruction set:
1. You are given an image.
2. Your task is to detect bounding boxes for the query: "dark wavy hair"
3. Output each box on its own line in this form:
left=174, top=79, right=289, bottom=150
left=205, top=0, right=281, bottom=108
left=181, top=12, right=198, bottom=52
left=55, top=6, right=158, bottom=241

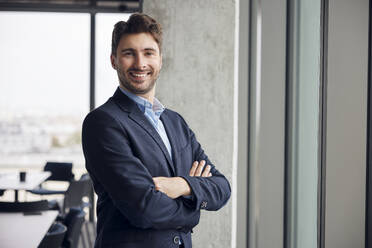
left=111, top=13, right=163, bottom=56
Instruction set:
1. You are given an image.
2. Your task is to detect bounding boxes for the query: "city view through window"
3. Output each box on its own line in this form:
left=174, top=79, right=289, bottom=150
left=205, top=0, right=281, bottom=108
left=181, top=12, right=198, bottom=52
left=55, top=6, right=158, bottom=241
left=0, top=12, right=129, bottom=169
left=0, top=12, right=90, bottom=168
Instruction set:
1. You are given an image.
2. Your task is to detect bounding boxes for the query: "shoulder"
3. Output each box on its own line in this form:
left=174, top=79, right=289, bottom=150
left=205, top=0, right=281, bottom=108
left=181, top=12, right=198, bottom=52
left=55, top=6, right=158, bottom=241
left=163, top=108, right=189, bottom=126
left=162, top=108, right=192, bottom=137
left=83, top=98, right=123, bottom=127
left=163, top=108, right=186, bottom=122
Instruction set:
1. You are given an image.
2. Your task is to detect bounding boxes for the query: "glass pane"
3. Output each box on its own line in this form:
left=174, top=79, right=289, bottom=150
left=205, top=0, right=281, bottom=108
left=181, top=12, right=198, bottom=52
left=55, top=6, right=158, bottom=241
left=287, top=0, right=321, bottom=247
left=95, top=13, right=131, bottom=107
left=0, top=12, right=90, bottom=169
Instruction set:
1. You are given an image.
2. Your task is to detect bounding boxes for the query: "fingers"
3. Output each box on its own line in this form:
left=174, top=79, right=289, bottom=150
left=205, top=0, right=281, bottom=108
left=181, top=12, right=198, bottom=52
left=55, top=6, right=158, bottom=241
left=189, top=160, right=212, bottom=177
left=152, top=177, right=161, bottom=191
left=189, top=161, right=199, bottom=176
left=194, top=160, right=206, bottom=176
left=201, top=165, right=211, bottom=177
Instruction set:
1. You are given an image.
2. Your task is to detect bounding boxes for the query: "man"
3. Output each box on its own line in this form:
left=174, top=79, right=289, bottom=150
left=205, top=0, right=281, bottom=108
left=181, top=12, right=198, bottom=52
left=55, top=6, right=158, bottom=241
left=82, top=13, right=231, bottom=248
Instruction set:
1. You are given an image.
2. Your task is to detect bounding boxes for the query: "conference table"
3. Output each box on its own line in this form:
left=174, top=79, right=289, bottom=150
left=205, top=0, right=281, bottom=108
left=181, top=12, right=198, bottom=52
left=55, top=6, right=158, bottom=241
left=0, top=171, right=51, bottom=201
left=0, top=210, right=59, bottom=248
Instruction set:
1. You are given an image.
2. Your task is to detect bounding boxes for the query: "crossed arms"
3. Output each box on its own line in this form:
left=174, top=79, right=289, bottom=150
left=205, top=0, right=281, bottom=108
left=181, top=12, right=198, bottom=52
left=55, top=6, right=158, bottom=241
left=153, top=160, right=212, bottom=199
left=82, top=110, right=231, bottom=231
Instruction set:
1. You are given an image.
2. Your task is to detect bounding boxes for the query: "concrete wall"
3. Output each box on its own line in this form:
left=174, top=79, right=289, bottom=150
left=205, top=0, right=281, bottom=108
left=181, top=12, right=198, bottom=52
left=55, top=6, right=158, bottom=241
left=143, top=1, right=235, bottom=247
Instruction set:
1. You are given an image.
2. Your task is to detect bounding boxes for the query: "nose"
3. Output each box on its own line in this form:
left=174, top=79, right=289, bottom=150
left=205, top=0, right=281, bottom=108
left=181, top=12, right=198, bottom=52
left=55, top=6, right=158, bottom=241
left=134, top=54, right=146, bottom=70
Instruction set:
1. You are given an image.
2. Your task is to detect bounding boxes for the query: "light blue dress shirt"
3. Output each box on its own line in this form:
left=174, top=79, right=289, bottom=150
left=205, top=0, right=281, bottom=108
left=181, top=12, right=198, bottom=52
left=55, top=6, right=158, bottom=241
left=119, top=87, right=173, bottom=160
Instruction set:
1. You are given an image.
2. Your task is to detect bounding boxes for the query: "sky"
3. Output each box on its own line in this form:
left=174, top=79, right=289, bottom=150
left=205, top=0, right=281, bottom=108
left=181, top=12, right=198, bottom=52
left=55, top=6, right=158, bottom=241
left=0, top=11, right=130, bottom=116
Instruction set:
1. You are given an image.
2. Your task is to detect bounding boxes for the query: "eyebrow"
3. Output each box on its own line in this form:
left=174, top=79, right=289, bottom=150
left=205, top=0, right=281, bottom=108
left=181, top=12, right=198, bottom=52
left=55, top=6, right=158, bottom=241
left=121, top=48, right=134, bottom=53
left=120, top=48, right=158, bottom=53
left=144, top=48, right=157, bottom=52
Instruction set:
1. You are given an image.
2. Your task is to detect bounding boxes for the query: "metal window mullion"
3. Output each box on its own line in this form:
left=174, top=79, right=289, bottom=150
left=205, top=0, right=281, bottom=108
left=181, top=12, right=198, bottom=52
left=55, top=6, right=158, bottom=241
left=248, top=1, right=262, bottom=247
left=88, top=11, right=96, bottom=223
left=366, top=0, right=372, bottom=247
left=318, top=0, right=329, bottom=247
left=284, top=0, right=300, bottom=246
left=0, top=2, right=140, bottom=13
left=248, top=0, right=287, bottom=247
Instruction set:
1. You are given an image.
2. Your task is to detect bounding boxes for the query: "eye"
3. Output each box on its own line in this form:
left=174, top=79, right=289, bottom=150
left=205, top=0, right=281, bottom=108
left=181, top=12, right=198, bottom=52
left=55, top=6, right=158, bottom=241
left=145, top=51, right=155, bottom=56
left=123, top=51, right=134, bottom=56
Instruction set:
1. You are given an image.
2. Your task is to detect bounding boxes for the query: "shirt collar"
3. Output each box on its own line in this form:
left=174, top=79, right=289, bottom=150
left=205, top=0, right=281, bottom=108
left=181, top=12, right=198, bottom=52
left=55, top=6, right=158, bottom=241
left=119, top=87, right=165, bottom=117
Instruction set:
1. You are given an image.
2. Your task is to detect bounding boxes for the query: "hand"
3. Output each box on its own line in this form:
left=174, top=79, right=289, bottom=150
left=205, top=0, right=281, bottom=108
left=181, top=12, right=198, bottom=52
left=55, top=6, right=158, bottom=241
left=153, top=177, right=191, bottom=199
left=189, top=160, right=212, bottom=177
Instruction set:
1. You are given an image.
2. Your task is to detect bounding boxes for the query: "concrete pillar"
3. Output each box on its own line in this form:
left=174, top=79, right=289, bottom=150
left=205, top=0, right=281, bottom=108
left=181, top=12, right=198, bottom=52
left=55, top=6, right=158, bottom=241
left=143, top=1, right=235, bottom=247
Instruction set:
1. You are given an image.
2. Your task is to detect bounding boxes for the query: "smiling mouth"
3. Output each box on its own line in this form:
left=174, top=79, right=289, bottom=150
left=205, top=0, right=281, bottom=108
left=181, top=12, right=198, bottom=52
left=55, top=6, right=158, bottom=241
left=129, top=71, right=151, bottom=80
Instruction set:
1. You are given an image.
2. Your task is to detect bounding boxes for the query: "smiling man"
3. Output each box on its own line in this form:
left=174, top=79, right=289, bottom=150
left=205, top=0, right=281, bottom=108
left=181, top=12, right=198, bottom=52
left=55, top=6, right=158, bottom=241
left=82, top=13, right=231, bottom=248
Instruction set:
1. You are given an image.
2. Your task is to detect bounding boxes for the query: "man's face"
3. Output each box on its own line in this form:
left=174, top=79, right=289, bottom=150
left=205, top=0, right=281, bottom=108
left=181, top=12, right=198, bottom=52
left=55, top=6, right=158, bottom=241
left=111, top=32, right=162, bottom=100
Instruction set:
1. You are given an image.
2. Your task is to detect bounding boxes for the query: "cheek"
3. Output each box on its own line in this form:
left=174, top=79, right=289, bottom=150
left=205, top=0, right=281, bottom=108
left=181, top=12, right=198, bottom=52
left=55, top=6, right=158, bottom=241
left=119, top=58, right=133, bottom=69
left=153, top=60, right=162, bottom=71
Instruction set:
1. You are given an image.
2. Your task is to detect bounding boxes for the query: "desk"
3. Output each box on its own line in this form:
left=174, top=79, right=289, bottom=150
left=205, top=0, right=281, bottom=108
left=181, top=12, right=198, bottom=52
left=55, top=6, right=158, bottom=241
left=0, top=210, right=59, bottom=248
left=0, top=172, right=51, bottom=201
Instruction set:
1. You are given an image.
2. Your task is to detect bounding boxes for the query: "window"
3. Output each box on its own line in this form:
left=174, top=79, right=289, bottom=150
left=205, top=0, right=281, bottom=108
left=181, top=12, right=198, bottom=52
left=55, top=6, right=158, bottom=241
left=95, top=13, right=130, bottom=106
left=0, top=12, right=90, bottom=168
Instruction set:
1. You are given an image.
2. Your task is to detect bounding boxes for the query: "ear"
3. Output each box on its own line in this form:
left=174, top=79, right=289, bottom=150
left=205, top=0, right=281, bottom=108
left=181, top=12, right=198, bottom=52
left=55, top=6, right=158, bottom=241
left=110, top=54, right=117, bottom=70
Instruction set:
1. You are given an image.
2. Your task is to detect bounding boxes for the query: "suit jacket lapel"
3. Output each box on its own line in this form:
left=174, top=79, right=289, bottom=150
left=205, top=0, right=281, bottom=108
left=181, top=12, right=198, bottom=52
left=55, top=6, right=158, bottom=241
left=129, top=112, right=176, bottom=175
left=160, top=111, right=180, bottom=174
left=112, top=88, right=176, bottom=175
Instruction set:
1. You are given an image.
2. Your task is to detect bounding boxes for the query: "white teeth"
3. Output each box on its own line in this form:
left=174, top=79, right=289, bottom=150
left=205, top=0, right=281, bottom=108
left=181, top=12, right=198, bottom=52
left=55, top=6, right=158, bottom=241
left=132, top=73, right=146, bottom=78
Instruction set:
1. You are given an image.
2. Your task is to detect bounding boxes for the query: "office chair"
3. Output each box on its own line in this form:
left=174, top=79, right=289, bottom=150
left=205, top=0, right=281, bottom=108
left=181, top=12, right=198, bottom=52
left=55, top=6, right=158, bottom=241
left=38, top=222, right=67, bottom=248
left=28, top=162, right=74, bottom=196
left=62, top=207, right=86, bottom=248
left=49, top=174, right=91, bottom=215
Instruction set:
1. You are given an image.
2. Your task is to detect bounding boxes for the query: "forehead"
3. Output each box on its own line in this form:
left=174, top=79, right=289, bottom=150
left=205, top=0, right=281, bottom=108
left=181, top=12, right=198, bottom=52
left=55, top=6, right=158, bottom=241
left=118, top=32, right=160, bottom=52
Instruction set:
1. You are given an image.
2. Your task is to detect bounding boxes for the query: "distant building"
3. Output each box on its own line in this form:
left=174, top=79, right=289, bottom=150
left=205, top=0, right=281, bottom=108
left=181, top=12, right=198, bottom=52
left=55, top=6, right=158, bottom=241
left=0, top=121, right=51, bottom=154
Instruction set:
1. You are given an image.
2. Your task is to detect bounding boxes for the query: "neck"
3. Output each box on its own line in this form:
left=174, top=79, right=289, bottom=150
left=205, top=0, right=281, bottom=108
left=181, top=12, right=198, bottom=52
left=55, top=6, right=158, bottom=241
left=119, top=85, right=155, bottom=104
left=141, top=93, right=154, bottom=104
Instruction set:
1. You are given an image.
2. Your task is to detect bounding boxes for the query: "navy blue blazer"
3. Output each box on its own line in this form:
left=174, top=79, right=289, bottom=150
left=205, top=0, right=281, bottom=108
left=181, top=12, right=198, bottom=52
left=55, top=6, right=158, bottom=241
left=82, top=88, right=231, bottom=248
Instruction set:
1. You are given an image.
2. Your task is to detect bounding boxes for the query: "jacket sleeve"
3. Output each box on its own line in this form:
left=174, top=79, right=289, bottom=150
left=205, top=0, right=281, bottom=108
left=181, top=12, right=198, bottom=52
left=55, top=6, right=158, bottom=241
left=82, top=110, right=200, bottom=230
left=179, top=118, right=231, bottom=211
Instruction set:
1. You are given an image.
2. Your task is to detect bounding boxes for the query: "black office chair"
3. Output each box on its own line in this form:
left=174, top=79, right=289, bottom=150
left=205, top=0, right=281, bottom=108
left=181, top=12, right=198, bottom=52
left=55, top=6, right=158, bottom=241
left=0, top=200, right=49, bottom=212
left=38, top=222, right=67, bottom=248
left=49, top=174, right=91, bottom=215
left=79, top=174, right=94, bottom=213
left=49, top=175, right=93, bottom=248
left=28, top=162, right=75, bottom=195
left=62, top=207, right=86, bottom=248
left=78, top=173, right=96, bottom=248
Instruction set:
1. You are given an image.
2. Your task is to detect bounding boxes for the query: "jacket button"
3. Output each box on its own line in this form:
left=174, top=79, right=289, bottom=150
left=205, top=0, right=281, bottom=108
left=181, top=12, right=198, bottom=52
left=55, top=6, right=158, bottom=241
left=201, top=201, right=208, bottom=209
left=173, top=235, right=180, bottom=244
